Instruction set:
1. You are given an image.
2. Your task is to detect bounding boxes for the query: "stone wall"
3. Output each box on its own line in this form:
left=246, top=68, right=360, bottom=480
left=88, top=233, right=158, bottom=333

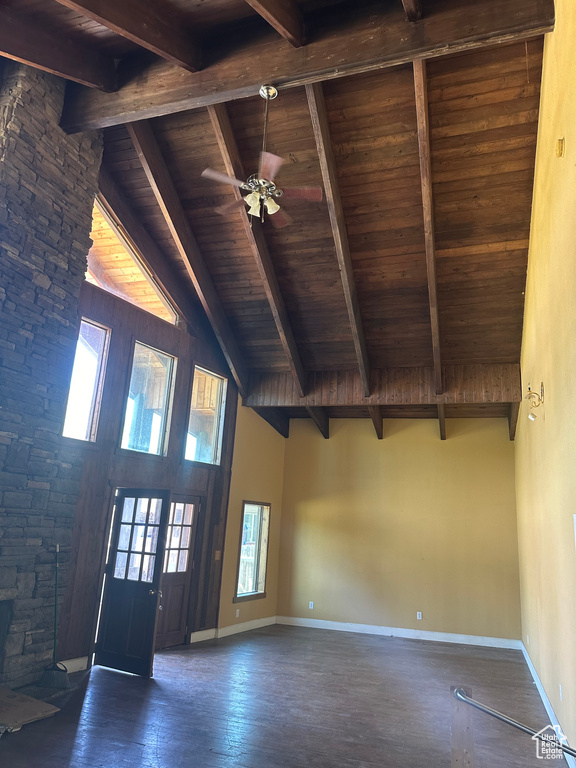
left=0, top=62, right=102, bottom=687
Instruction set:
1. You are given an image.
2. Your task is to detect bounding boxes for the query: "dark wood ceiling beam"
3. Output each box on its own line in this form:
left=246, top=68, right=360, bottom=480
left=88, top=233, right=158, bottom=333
left=0, top=9, right=116, bottom=91
left=252, top=407, right=290, bottom=438
left=437, top=403, right=446, bottom=440
left=127, top=120, right=249, bottom=397
left=401, top=0, right=422, bottom=22
left=368, top=406, right=383, bottom=440
left=243, top=0, right=305, bottom=46
left=207, top=103, right=307, bottom=397
left=306, top=407, right=330, bottom=439
left=245, top=365, right=522, bottom=407
left=413, top=59, right=442, bottom=395
left=97, top=167, right=203, bottom=336
left=306, top=83, right=370, bottom=398
left=61, top=0, right=554, bottom=131
left=508, top=401, right=520, bottom=441
left=51, top=0, right=199, bottom=71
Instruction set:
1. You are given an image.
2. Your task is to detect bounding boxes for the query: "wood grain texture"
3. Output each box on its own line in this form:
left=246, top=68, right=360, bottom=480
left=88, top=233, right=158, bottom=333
left=508, top=401, right=520, bottom=441
left=207, top=102, right=307, bottom=396
left=0, top=7, right=116, bottom=91
left=306, top=406, right=330, bottom=438
left=243, top=0, right=305, bottom=46
left=401, top=0, right=422, bottom=22
left=61, top=0, right=554, bottom=131
left=51, top=0, right=200, bottom=70
left=252, top=406, right=291, bottom=437
left=438, top=402, right=447, bottom=440
left=246, top=365, right=522, bottom=406
left=414, top=59, right=443, bottom=394
left=306, top=82, right=371, bottom=396
left=368, top=405, right=383, bottom=439
left=127, top=119, right=249, bottom=396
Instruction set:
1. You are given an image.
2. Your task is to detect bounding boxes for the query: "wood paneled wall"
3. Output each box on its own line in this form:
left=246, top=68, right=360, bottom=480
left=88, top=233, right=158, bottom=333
left=58, top=283, right=237, bottom=659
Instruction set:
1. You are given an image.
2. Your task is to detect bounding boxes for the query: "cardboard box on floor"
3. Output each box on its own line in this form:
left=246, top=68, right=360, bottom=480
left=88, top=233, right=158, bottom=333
left=0, top=688, right=59, bottom=735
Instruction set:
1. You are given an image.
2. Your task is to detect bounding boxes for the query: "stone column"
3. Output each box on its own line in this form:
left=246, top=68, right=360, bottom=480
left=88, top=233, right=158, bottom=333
left=0, top=62, right=102, bottom=687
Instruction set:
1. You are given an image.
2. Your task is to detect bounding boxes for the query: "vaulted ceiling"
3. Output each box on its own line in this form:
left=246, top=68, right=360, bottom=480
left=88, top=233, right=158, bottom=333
left=0, top=0, right=555, bottom=438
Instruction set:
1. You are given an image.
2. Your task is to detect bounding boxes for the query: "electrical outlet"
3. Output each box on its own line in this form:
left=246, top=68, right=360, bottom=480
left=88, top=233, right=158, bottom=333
left=309, top=601, right=314, bottom=609
left=416, top=611, right=422, bottom=620
left=235, top=609, right=240, bottom=618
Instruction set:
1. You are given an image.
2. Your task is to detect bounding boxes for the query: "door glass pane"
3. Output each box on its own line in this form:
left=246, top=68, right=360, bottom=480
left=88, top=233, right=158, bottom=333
left=185, top=368, right=227, bottom=464
left=118, top=525, right=131, bottom=551
left=63, top=320, right=109, bottom=441
left=114, top=552, right=128, bottom=579
left=127, top=553, right=142, bottom=581
left=121, top=342, right=176, bottom=455
left=173, top=503, right=184, bottom=525
left=181, top=527, right=191, bottom=549
left=163, top=501, right=195, bottom=575
left=141, top=555, right=155, bottom=583
left=135, top=498, right=149, bottom=524
left=167, top=550, right=178, bottom=573
left=132, top=525, right=146, bottom=552
left=145, top=526, right=158, bottom=554
left=178, top=551, right=188, bottom=572
left=149, top=498, right=162, bottom=525
left=170, top=526, right=181, bottom=548
left=122, top=497, right=135, bottom=523
left=184, top=504, right=194, bottom=526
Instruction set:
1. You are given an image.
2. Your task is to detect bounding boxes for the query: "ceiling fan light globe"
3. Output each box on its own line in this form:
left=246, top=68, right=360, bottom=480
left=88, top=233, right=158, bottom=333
left=264, top=198, right=280, bottom=215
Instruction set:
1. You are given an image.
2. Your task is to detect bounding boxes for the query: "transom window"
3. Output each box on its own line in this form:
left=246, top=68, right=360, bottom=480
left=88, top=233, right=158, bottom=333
left=185, top=367, right=227, bottom=464
left=63, top=319, right=110, bottom=442
left=235, top=502, right=271, bottom=600
left=121, top=342, right=176, bottom=455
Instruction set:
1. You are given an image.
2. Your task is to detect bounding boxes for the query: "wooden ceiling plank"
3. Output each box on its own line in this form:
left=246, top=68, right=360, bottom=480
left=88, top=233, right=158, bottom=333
left=243, top=0, right=305, bottom=47
left=437, top=403, right=446, bottom=440
left=51, top=0, right=199, bottom=71
left=245, top=364, right=521, bottom=407
left=306, top=406, right=330, bottom=439
left=0, top=8, right=116, bottom=91
left=207, top=103, right=308, bottom=397
left=126, top=120, right=250, bottom=397
left=252, top=407, right=290, bottom=437
left=306, top=82, right=371, bottom=397
left=61, top=0, right=554, bottom=131
left=368, top=406, right=383, bottom=439
left=508, top=401, right=520, bottom=441
left=401, top=0, right=422, bottom=22
left=414, top=59, right=443, bottom=395
left=96, top=167, right=203, bottom=335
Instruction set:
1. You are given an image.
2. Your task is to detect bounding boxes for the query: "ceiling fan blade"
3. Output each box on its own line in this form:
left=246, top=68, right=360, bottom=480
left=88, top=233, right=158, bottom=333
left=259, top=151, right=284, bottom=181
left=215, top=198, right=247, bottom=216
left=201, top=167, right=246, bottom=188
left=269, top=207, right=292, bottom=228
left=281, top=186, right=323, bottom=203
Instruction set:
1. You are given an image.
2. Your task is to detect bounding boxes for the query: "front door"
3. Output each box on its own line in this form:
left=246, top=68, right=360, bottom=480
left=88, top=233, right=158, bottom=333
left=155, top=497, right=199, bottom=649
left=95, top=488, right=170, bottom=676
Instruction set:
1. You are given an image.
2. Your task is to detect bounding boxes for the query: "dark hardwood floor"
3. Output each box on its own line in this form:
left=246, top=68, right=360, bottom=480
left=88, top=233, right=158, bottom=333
left=0, top=626, right=552, bottom=767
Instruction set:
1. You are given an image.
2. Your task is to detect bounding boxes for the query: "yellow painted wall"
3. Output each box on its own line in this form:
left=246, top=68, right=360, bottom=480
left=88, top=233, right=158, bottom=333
left=515, top=0, right=576, bottom=741
left=218, top=400, right=285, bottom=628
left=278, top=419, right=521, bottom=639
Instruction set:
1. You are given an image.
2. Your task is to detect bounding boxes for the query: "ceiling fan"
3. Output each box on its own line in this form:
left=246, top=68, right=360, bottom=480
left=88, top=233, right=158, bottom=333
left=201, top=85, right=323, bottom=228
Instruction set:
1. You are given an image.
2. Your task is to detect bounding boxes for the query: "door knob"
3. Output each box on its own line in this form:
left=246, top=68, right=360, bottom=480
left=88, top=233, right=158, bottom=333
left=149, top=589, right=156, bottom=596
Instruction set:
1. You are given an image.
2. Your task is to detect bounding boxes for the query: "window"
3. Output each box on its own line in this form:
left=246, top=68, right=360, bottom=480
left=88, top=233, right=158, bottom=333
left=235, top=502, right=271, bottom=600
left=121, top=342, right=176, bottom=455
left=185, top=367, right=227, bottom=464
left=63, top=319, right=110, bottom=441
left=163, top=501, right=195, bottom=573
left=113, top=495, right=163, bottom=583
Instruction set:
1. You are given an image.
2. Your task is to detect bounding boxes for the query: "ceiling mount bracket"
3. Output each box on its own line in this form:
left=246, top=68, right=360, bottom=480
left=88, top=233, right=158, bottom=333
left=259, top=84, right=278, bottom=100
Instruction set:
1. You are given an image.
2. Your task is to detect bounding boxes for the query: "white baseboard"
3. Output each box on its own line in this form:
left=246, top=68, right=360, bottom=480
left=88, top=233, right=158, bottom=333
left=276, top=616, right=523, bottom=649
left=61, top=656, right=89, bottom=673
left=522, top=645, right=576, bottom=768
left=188, top=629, right=217, bottom=643
left=217, top=616, right=277, bottom=639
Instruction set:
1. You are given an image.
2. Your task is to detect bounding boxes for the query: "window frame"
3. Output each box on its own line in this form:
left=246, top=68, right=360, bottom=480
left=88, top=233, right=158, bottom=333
left=62, top=317, right=111, bottom=443
left=184, top=365, right=228, bottom=466
left=233, top=500, right=271, bottom=603
left=118, top=338, right=177, bottom=458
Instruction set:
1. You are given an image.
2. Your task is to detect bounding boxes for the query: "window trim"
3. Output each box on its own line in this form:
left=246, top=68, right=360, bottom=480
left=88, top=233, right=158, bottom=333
left=233, top=500, right=271, bottom=603
left=62, top=317, right=111, bottom=443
